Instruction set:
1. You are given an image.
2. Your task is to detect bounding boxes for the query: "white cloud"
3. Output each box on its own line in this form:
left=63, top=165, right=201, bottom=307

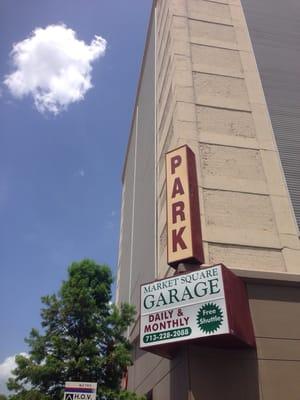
left=4, top=24, right=107, bottom=115
left=0, top=353, right=28, bottom=394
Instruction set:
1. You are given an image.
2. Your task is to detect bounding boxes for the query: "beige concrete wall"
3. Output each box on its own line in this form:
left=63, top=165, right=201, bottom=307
left=123, top=0, right=300, bottom=398
left=156, top=0, right=300, bottom=276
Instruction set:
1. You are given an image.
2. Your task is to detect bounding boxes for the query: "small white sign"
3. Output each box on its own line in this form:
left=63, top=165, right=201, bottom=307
left=140, top=265, right=229, bottom=348
left=64, top=382, right=97, bottom=400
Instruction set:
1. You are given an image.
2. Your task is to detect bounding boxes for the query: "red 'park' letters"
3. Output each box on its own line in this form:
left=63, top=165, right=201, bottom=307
left=170, top=155, right=187, bottom=252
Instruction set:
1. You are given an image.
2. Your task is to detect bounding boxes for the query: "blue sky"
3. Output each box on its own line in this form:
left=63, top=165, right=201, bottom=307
left=0, top=0, right=152, bottom=392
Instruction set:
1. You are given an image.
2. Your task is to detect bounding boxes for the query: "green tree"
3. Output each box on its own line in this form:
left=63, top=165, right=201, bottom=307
left=7, top=259, right=144, bottom=400
left=0, top=394, right=8, bottom=400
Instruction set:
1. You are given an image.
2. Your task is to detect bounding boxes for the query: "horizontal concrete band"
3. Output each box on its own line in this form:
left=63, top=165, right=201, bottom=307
left=233, top=268, right=300, bottom=287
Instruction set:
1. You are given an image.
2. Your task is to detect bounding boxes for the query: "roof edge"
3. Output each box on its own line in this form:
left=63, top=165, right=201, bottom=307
left=121, top=1, right=156, bottom=183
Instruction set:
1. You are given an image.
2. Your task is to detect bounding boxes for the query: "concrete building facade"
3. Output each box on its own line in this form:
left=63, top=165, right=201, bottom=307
left=116, top=1, right=300, bottom=399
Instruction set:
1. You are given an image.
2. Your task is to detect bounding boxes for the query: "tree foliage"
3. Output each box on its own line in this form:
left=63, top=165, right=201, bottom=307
left=7, top=260, right=144, bottom=400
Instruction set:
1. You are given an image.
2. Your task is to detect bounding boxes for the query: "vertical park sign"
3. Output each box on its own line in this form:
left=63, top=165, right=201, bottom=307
left=165, top=145, right=204, bottom=268
left=140, top=265, right=255, bottom=357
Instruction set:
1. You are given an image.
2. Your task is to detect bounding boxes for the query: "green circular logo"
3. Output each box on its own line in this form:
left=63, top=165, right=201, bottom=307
left=196, top=303, right=223, bottom=334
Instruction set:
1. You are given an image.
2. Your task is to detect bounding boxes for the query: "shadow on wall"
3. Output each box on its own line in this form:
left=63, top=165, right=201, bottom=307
left=170, top=345, right=260, bottom=400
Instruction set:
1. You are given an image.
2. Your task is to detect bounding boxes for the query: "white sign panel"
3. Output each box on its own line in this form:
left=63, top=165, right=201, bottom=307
left=140, top=265, right=229, bottom=348
left=64, top=382, right=97, bottom=400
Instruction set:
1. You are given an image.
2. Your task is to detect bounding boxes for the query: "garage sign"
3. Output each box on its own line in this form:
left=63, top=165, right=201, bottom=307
left=140, top=264, right=255, bottom=357
left=140, top=265, right=227, bottom=347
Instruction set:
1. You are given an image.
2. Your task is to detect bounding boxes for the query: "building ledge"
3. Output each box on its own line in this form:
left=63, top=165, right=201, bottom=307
left=232, top=268, right=300, bottom=287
